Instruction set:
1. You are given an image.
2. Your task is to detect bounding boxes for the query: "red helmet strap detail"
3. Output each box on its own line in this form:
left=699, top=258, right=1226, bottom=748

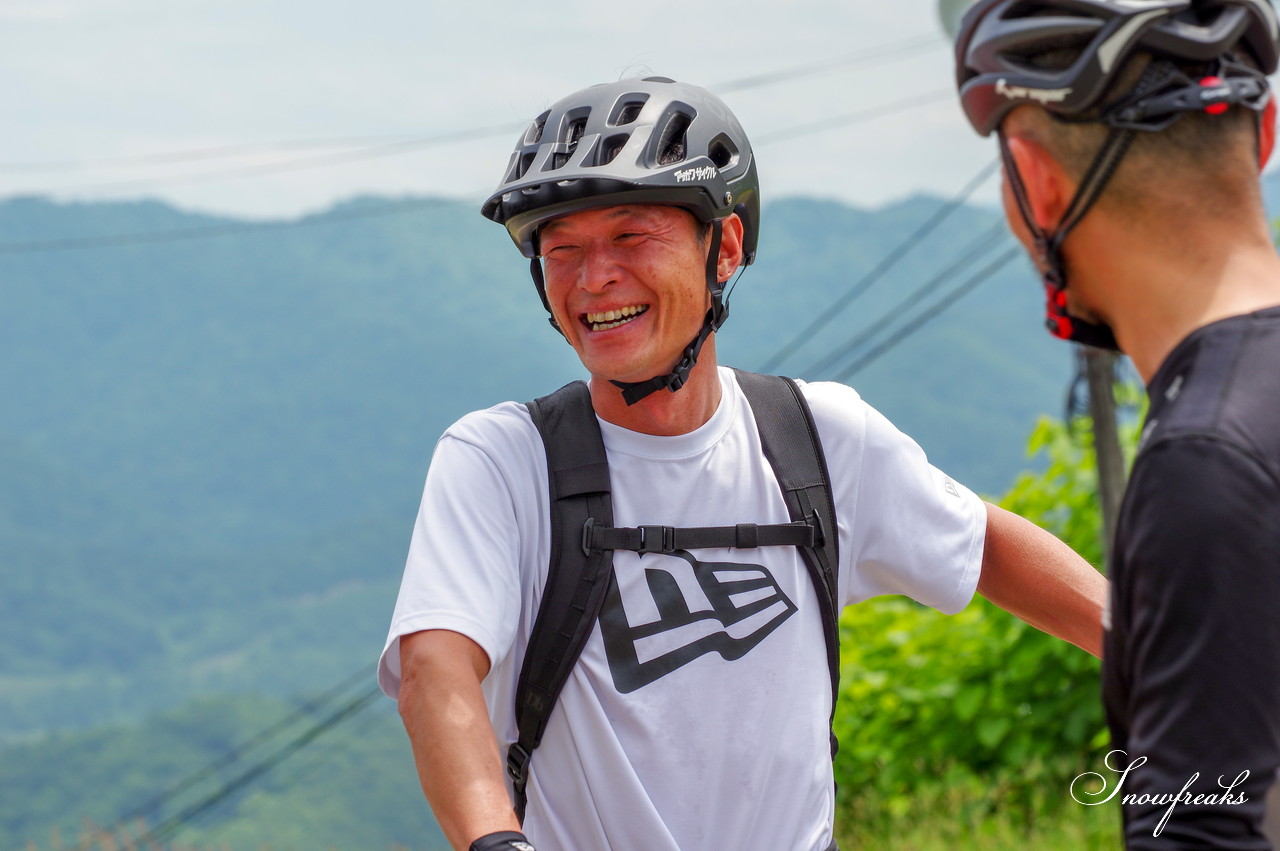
left=998, top=130, right=1125, bottom=351
left=1260, top=96, right=1277, bottom=171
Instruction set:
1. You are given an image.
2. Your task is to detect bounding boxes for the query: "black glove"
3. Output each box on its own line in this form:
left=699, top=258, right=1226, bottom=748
left=469, top=831, right=536, bottom=851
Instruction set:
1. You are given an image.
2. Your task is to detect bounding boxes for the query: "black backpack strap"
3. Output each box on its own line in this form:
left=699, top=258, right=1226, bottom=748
left=732, top=369, right=842, bottom=756
left=582, top=517, right=818, bottom=553
left=510, top=381, right=614, bottom=823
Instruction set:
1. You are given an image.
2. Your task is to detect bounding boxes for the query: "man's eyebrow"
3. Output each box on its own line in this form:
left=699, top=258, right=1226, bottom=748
left=541, top=208, right=661, bottom=240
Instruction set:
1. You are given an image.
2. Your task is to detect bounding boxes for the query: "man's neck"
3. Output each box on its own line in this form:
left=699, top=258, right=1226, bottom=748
left=588, top=344, right=723, bottom=436
left=1070, top=210, right=1280, bottom=384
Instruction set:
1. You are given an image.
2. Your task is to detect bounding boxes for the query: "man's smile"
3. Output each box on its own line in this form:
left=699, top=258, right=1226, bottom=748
left=582, top=304, right=650, bottom=332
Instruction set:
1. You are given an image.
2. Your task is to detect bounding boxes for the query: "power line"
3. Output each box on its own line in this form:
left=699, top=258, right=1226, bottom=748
left=0, top=36, right=943, bottom=177
left=757, top=158, right=999, bottom=373
left=38, top=126, right=525, bottom=194
left=715, top=34, right=944, bottom=93
left=126, top=685, right=382, bottom=847
left=754, top=88, right=954, bottom=144
left=67, top=86, right=948, bottom=194
left=0, top=130, right=514, bottom=174
left=0, top=93, right=970, bottom=257
left=801, top=220, right=1010, bottom=377
left=115, top=666, right=374, bottom=826
left=833, top=246, right=1022, bottom=381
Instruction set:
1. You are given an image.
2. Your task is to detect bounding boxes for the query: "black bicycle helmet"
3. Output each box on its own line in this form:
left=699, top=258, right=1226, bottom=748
left=954, top=0, right=1279, bottom=349
left=481, top=77, right=760, bottom=405
left=957, top=0, right=1279, bottom=135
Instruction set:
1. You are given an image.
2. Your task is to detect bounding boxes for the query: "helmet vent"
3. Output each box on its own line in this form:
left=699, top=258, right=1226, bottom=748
left=548, top=116, right=589, bottom=170
left=655, top=111, right=691, bottom=166
left=526, top=111, right=550, bottom=145
left=565, top=117, right=587, bottom=148
left=707, top=133, right=738, bottom=169
left=610, top=96, right=649, bottom=126
left=509, top=151, right=536, bottom=181
left=598, top=133, right=629, bottom=166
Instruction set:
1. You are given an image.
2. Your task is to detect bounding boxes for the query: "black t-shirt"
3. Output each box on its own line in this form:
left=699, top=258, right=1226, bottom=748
left=1104, top=305, right=1280, bottom=849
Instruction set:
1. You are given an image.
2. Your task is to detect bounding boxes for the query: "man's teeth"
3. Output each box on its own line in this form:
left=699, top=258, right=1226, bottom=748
left=585, top=305, right=648, bottom=330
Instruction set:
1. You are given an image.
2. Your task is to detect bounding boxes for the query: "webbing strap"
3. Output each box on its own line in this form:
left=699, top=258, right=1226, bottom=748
left=609, top=220, right=727, bottom=406
left=997, top=125, right=1131, bottom=350
left=583, top=517, right=820, bottom=554
left=511, top=381, right=613, bottom=822
left=732, top=369, right=842, bottom=751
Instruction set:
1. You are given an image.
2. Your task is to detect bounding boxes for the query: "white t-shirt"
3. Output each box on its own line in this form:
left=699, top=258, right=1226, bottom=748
left=379, top=367, right=985, bottom=851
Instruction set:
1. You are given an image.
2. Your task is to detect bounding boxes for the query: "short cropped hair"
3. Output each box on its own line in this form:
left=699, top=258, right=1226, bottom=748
left=1004, top=41, right=1263, bottom=213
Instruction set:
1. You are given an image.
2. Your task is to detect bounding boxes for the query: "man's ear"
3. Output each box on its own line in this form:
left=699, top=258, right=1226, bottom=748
left=716, top=213, right=746, bottom=282
left=1003, top=133, right=1075, bottom=232
left=1259, top=96, right=1276, bottom=172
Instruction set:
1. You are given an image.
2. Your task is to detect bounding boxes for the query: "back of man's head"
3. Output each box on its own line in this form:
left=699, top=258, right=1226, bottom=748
left=952, top=0, right=1280, bottom=350
left=957, top=0, right=1279, bottom=211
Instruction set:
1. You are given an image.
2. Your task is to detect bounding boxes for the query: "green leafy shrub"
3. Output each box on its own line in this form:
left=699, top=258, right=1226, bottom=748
left=833, top=412, right=1139, bottom=837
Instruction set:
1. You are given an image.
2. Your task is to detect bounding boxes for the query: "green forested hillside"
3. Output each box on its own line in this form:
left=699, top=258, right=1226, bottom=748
left=0, top=694, right=447, bottom=850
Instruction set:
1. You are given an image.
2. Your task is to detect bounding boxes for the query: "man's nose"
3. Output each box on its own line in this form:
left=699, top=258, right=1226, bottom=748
left=577, top=245, right=621, bottom=293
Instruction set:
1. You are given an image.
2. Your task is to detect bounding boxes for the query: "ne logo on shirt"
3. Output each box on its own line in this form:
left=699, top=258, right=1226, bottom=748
left=599, top=550, right=797, bottom=693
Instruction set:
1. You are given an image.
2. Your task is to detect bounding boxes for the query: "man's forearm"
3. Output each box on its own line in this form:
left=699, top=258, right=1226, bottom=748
left=398, top=630, right=522, bottom=851
left=978, top=502, right=1107, bottom=657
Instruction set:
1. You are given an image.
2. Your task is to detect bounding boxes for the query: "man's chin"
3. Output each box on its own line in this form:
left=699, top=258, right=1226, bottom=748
left=587, top=362, right=679, bottom=388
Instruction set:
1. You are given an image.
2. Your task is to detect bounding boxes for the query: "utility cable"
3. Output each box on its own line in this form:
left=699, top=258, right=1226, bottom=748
left=832, top=246, right=1022, bottom=381
left=36, top=126, right=525, bottom=194
left=757, top=158, right=999, bottom=373
left=714, top=34, right=944, bottom=93
left=126, top=685, right=382, bottom=847
left=115, top=666, right=373, bottom=826
left=0, top=35, right=943, bottom=176
left=753, top=88, right=954, bottom=144
left=801, top=220, right=1010, bottom=377
left=0, top=127, right=519, bottom=174
left=0, top=95, right=972, bottom=257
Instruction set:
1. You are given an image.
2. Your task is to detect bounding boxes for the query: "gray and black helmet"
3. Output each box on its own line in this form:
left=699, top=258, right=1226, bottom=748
left=956, top=0, right=1280, bottom=136
left=481, top=76, right=760, bottom=265
left=481, top=77, right=760, bottom=406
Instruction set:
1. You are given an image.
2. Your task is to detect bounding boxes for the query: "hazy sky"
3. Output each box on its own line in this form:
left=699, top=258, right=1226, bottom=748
left=0, top=0, right=1054, bottom=219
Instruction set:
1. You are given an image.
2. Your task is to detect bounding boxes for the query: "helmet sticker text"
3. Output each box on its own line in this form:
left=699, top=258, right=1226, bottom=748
left=674, top=165, right=720, bottom=182
left=995, top=78, right=1073, bottom=105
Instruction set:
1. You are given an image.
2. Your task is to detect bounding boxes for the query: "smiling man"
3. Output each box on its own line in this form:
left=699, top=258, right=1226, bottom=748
left=377, top=76, right=1107, bottom=851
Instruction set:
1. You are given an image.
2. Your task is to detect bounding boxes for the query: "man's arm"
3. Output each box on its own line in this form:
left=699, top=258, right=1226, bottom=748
left=398, top=629, right=522, bottom=851
left=977, top=501, right=1107, bottom=657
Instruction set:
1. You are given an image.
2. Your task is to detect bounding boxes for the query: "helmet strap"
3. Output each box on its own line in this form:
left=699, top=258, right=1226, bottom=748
left=529, top=257, right=565, bottom=337
left=997, top=126, right=1134, bottom=351
left=610, top=219, right=727, bottom=406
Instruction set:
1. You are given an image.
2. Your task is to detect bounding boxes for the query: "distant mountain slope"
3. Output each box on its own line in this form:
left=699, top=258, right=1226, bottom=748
left=0, top=191, right=1073, bottom=739
left=0, top=694, right=446, bottom=851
